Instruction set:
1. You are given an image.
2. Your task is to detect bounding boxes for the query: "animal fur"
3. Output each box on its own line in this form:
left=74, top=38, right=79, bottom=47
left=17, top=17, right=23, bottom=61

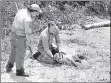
left=54, top=52, right=81, bottom=67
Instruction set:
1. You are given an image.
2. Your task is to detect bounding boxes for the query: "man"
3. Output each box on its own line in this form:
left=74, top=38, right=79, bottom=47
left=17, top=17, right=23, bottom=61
left=33, top=21, right=81, bottom=66
left=33, top=21, right=62, bottom=64
left=6, top=4, right=42, bottom=77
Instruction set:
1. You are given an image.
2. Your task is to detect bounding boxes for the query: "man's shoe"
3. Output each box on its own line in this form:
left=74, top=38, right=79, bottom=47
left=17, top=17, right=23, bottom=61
left=16, top=68, right=29, bottom=77
left=6, top=62, right=13, bottom=72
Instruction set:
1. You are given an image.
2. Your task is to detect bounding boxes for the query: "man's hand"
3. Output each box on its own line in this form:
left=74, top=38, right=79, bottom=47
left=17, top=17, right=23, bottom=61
left=26, top=40, right=32, bottom=54
left=26, top=33, right=33, bottom=58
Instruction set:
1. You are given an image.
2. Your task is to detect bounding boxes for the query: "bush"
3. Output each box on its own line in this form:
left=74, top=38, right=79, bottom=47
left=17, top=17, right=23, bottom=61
left=1, top=1, right=109, bottom=38
left=84, top=1, right=109, bottom=17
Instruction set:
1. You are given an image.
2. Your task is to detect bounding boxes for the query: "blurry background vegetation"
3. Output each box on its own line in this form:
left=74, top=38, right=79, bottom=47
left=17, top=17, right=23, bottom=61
left=1, top=2, right=110, bottom=81
left=1, top=1, right=110, bottom=38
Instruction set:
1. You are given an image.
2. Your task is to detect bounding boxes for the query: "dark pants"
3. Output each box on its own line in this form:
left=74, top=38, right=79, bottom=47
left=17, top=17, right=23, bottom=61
left=33, top=47, right=59, bottom=63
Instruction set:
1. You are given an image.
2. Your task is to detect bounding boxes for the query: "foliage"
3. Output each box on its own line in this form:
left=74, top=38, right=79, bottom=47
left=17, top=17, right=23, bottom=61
left=1, top=1, right=110, bottom=38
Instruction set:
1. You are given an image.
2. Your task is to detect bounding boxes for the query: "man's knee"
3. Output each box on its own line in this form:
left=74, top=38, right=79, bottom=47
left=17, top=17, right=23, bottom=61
left=33, top=51, right=41, bottom=59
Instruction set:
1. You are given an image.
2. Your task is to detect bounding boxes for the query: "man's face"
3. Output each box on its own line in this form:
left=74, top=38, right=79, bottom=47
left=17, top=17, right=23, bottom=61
left=31, top=11, right=40, bottom=18
left=49, top=24, right=57, bottom=35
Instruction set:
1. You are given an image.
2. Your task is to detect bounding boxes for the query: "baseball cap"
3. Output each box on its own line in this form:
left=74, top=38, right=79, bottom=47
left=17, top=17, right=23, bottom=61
left=30, top=4, right=42, bottom=13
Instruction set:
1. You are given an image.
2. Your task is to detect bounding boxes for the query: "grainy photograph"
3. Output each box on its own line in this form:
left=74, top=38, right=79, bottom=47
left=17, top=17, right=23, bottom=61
left=0, top=0, right=110, bottom=82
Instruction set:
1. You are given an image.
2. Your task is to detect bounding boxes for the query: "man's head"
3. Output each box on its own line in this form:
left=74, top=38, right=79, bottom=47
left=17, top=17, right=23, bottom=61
left=48, top=21, right=59, bottom=35
left=28, top=4, right=42, bottom=18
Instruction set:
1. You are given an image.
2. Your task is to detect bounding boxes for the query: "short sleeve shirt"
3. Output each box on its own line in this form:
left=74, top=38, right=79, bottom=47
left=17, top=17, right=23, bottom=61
left=11, top=9, right=32, bottom=36
left=38, top=27, right=60, bottom=51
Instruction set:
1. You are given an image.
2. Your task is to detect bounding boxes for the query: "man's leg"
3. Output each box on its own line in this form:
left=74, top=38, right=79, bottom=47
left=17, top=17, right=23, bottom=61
left=37, top=49, right=56, bottom=64
left=16, top=36, right=29, bottom=77
left=33, top=51, right=41, bottom=60
left=6, top=33, right=16, bottom=72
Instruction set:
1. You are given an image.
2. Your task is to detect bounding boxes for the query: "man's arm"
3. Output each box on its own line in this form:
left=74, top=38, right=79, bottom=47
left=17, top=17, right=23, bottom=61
left=24, top=19, right=33, bottom=53
left=24, top=19, right=32, bottom=40
left=55, top=30, right=61, bottom=52
left=42, top=36, right=54, bottom=59
left=26, top=34, right=33, bottom=54
left=55, top=30, right=66, bottom=55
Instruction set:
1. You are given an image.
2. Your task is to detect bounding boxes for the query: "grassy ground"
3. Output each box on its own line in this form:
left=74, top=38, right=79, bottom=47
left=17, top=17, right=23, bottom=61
left=1, top=19, right=110, bottom=82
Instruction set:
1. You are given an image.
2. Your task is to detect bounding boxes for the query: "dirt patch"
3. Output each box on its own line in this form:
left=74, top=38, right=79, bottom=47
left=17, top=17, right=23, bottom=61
left=1, top=26, right=110, bottom=82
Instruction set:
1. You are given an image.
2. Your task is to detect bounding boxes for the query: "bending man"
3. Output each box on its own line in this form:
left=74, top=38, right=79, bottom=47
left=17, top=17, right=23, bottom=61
left=6, top=4, right=42, bottom=77
left=33, top=21, right=61, bottom=64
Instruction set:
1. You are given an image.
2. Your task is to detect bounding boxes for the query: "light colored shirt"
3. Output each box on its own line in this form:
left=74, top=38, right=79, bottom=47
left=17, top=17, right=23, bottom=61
left=11, top=9, right=32, bottom=36
left=38, top=27, right=60, bottom=51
